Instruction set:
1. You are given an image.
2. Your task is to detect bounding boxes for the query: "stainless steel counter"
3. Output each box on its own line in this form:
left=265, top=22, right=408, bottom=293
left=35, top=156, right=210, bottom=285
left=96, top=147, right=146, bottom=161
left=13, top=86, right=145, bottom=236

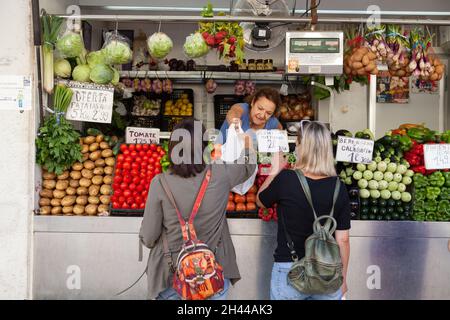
left=33, top=217, right=450, bottom=300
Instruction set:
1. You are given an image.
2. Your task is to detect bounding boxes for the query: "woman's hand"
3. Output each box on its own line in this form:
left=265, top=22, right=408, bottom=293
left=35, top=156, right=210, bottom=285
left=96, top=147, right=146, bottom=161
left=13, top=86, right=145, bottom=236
left=341, top=281, right=348, bottom=297
left=231, top=117, right=242, bottom=130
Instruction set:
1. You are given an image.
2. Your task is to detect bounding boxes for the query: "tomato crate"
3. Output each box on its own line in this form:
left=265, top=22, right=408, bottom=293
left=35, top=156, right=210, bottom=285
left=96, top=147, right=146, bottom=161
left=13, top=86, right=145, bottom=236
left=161, top=89, right=195, bottom=131
left=213, top=95, right=245, bottom=129
left=226, top=210, right=258, bottom=218
left=110, top=207, right=144, bottom=217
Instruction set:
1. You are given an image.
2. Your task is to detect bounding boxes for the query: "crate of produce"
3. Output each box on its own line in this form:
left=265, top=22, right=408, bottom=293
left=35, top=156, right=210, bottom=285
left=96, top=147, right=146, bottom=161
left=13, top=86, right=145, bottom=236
left=277, top=94, right=315, bottom=135
left=213, top=95, right=245, bottom=130
left=161, top=89, right=194, bottom=131
left=130, top=115, right=161, bottom=129
left=226, top=186, right=258, bottom=218
left=129, top=95, right=162, bottom=129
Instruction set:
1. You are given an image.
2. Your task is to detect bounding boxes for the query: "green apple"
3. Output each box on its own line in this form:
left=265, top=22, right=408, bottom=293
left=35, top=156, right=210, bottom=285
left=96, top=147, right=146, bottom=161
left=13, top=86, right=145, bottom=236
left=401, top=192, right=412, bottom=203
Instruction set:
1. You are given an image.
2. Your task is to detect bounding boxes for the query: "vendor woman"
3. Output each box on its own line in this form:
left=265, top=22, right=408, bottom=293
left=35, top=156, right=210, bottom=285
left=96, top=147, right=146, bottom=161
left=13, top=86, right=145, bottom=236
left=218, top=87, right=283, bottom=144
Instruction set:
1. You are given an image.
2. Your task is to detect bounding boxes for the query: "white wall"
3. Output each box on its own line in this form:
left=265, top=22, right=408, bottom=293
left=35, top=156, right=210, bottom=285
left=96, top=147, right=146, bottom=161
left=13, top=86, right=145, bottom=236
left=0, top=0, right=35, bottom=299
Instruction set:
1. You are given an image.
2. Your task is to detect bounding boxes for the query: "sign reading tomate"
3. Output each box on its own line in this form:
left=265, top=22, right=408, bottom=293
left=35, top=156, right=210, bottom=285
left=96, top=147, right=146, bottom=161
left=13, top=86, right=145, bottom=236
left=62, top=80, right=114, bottom=123
left=126, top=127, right=160, bottom=144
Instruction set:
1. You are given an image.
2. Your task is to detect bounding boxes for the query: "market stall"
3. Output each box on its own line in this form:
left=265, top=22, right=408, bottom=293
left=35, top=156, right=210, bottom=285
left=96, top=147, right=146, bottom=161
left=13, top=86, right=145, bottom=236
left=32, top=0, right=450, bottom=299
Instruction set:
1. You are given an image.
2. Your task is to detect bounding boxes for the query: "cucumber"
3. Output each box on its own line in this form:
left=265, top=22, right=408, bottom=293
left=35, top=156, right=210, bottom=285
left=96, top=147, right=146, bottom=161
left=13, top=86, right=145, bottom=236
left=87, top=128, right=102, bottom=136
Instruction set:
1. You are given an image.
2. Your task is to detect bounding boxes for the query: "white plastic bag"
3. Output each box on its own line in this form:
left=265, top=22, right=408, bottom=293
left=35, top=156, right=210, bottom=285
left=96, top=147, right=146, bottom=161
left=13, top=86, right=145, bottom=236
left=232, top=166, right=257, bottom=195
left=221, top=123, right=244, bottom=163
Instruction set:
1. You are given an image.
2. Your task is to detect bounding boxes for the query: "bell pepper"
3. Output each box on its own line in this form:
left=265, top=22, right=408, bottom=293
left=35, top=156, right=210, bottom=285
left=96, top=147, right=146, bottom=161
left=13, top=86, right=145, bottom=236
left=440, top=187, right=450, bottom=201
left=438, top=200, right=450, bottom=214
left=397, top=135, right=413, bottom=151
left=443, top=172, right=450, bottom=187
left=413, top=200, right=425, bottom=213
left=426, top=212, right=437, bottom=221
left=412, top=211, right=426, bottom=221
left=424, top=199, right=438, bottom=212
left=429, top=171, right=445, bottom=187
left=407, top=128, right=435, bottom=143
left=426, top=187, right=441, bottom=200
left=414, top=188, right=426, bottom=201
left=413, top=173, right=429, bottom=188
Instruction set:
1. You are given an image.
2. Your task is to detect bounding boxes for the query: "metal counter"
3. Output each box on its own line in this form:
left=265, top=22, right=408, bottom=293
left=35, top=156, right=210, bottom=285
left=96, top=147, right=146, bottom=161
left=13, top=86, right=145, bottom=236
left=33, top=217, right=450, bottom=300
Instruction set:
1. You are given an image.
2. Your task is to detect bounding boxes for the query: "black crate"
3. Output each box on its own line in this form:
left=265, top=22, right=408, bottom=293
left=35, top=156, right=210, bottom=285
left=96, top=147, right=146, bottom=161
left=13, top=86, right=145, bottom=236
left=226, top=210, right=258, bottom=218
left=130, top=115, right=161, bottom=129
left=110, top=208, right=144, bottom=217
left=213, top=95, right=245, bottom=129
left=161, top=89, right=195, bottom=131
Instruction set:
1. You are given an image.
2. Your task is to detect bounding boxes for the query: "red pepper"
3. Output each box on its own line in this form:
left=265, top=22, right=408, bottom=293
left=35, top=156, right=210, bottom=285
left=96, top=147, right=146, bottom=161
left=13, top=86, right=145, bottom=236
left=413, top=165, right=426, bottom=175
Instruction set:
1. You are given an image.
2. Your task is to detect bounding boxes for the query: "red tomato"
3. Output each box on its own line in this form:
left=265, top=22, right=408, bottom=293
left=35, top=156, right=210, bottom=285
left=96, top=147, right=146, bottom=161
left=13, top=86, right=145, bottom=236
left=228, top=193, right=234, bottom=201
left=142, top=177, right=150, bottom=185
left=135, top=144, right=142, bottom=151
left=139, top=202, right=146, bottom=209
left=113, top=202, right=120, bottom=209
left=118, top=196, right=126, bottom=204
left=142, top=156, right=149, bottom=162
left=120, top=145, right=128, bottom=152
left=129, top=183, right=137, bottom=191
left=123, top=162, right=131, bottom=170
left=155, top=162, right=161, bottom=169
left=142, top=190, right=148, bottom=198
left=160, top=150, right=166, bottom=156
left=135, top=157, right=142, bottom=163
left=131, top=163, right=140, bottom=170
left=157, top=156, right=162, bottom=162
left=136, top=184, right=144, bottom=192
left=148, top=157, right=155, bottom=164
left=115, top=162, right=123, bottom=169
left=142, top=144, right=149, bottom=151
left=111, top=195, right=118, bottom=203
left=150, top=144, right=157, bottom=151
left=227, top=201, right=235, bottom=211
left=128, top=144, right=135, bottom=151
left=122, top=150, right=130, bottom=156
left=123, top=190, right=132, bottom=198
left=122, top=203, right=130, bottom=209
left=127, top=197, right=134, bottom=205
left=140, top=172, right=147, bottom=180
left=115, top=168, right=122, bottom=176
left=154, top=168, right=161, bottom=175
left=246, top=193, right=256, bottom=203
left=114, top=176, right=122, bottom=184
left=113, top=190, right=122, bottom=197
left=117, top=154, right=125, bottom=162
left=139, top=151, right=146, bottom=158
left=135, top=196, right=143, bottom=204
left=125, top=156, right=132, bottom=163
left=131, top=203, right=139, bottom=209
left=132, top=177, right=140, bottom=185
left=157, top=146, right=162, bottom=153
left=123, top=175, right=132, bottom=184
left=152, top=153, right=159, bottom=159
left=120, top=182, right=128, bottom=190
left=131, top=151, right=138, bottom=158
left=130, top=169, right=140, bottom=177
left=147, top=164, right=154, bottom=171
left=112, top=183, right=121, bottom=191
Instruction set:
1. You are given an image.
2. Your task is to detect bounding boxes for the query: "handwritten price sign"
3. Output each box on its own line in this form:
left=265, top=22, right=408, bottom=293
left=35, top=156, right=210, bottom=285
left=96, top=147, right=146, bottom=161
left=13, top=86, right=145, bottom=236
left=424, top=144, right=450, bottom=170
left=336, top=136, right=374, bottom=164
left=126, top=127, right=160, bottom=144
left=257, top=130, right=289, bottom=153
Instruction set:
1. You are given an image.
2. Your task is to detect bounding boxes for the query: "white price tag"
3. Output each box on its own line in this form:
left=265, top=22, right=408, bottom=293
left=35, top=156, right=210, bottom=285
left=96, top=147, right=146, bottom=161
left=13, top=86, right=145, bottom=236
left=424, top=144, right=450, bottom=170
left=0, top=75, right=32, bottom=110
left=126, top=127, right=160, bottom=144
left=257, top=130, right=289, bottom=153
left=62, top=80, right=114, bottom=124
left=336, top=136, right=374, bottom=164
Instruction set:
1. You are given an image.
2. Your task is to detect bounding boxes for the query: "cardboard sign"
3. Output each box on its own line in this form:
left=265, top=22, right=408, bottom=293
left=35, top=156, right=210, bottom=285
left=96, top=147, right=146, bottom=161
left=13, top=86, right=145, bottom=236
left=257, top=130, right=289, bottom=153
left=336, top=136, right=374, bottom=164
left=62, top=81, right=114, bottom=123
left=126, top=127, right=160, bottom=144
left=0, top=75, right=32, bottom=110
left=424, top=144, right=450, bottom=170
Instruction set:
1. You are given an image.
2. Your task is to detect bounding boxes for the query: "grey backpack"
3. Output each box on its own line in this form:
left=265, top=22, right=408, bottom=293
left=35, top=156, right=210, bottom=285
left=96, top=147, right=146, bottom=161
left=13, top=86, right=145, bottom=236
left=280, top=170, right=343, bottom=295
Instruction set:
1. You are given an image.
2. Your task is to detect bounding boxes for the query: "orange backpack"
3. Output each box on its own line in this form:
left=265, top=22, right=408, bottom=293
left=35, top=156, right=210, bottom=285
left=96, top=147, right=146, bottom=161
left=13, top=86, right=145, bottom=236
left=160, top=170, right=225, bottom=300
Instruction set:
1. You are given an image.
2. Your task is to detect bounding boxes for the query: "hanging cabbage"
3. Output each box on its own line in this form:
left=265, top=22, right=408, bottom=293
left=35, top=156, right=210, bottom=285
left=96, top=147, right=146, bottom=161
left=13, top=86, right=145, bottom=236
left=147, top=32, right=173, bottom=59
left=183, top=32, right=209, bottom=59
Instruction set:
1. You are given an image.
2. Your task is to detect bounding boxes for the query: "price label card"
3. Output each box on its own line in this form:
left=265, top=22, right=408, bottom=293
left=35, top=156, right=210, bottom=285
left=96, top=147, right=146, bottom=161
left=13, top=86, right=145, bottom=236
left=126, top=127, right=160, bottom=144
left=336, top=136, right=374, bottom=164
left=424, top=144, right=450, bottom=170
left=257, top=130, right=289, bottom=153
left=0, top=75, right=32, bottom=110
left=62, top=80, right=114, bottom=123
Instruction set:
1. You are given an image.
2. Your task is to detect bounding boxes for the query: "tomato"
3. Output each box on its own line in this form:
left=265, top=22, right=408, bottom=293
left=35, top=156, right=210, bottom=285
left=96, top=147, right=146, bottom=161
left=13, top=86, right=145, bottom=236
left=118, top=196, right=126, bottom=204
left=157, top=156, right=162, bottom=162
left=122, top=150, right=130, bottom=156
left=132, top=151, right=139, bottom=158
left=136, top=184, right=144, bottom=192
left=125, top=156, right=132, bottom=163
left=131, top=163, right=140, bottom=171
left=130, top=203, right=138, bottom=209
left=120, top=145, right=128, bottom=152
left=135, top=196, right=143, bottom=204
left=139, top=151, right=146, bottom=158
left=157, top=146, right=162, bottom=153
left=142, top=190, right=148, bottom=198
left=150, top=144, right=157, bottom=151
left=128, top=144, right=135, bottom=151
left=122, top=203, right=130, bottom=209
left=130, top=169, right=140, bottom=177
left=148, top=157, right=155, bottom=164
left=117, top=154, right=125, bottom=162
left=160, top=150, right=166, bottom=156
left=154, top=168, right=161, bottom=175
left=155, top=162, right=161, bottom=169
left=246, top=202, right=256, bottom=211
left=142, top=144, right=149, bottom=151
left=246, top=193, right=256, bottom=203
left=115, top=168, right=122, bottom=176
left=132, top=177, right=140, bottom=185
left=123, top=175, right=132, bottom=184
left=115, top=162, right=123, bottom=169
left=129, top=183, right=137, bottom=191
left=236, top=203, right=246, bottom=211
left=234, top=194, right=246, bottom=204
left=139, top=202, right=146, bottom=209
left=119, top=182, right=127, bottom=190
left=135, top=144, right=142, bottom=151
left=152, top=153, right=159, bottom=159
left=226, top=201, right=236, bottom=211
left=113, top=190, right=122, bottom=197
left=147, top=164, right=154, bottom=171
left=127, top=197, right=135, bottom=205
left=123, top=162, right=131, bottom=170
left=112, top=183, right=121, bottom=191
left=135, top=157, right=142, bottom=163
left=123, top=190, right=132, bottom=198
left=248, top=185, right=258, bottom=194
left=113, top=202, right=120, bottom=209
left=132, top=191, right=140, bottom=198
left=140, top=172, right=147, bottom=180
left=113, top=176, right=122, bottom=184
left=142, top=156, right=149, bottom=162
left=228, top=193, right=234, bottom=201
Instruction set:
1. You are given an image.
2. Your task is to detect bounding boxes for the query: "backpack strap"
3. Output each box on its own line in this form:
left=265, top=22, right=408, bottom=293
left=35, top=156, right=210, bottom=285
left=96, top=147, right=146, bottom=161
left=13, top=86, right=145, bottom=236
left=279, top=210, right=299, bottom=262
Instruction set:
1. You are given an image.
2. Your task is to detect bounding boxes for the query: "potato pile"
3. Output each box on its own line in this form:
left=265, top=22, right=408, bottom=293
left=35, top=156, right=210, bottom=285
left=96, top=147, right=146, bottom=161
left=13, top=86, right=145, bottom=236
left=39, top=134, right=115, bottom=216
left=344, top=47, right=378, bottom=76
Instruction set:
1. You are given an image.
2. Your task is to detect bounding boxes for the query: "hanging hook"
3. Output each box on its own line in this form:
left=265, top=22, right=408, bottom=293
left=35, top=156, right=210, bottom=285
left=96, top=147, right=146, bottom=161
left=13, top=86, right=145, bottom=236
left=158, top=16, right=162, bottom=33
left=114, top=15, right=119, bottom=37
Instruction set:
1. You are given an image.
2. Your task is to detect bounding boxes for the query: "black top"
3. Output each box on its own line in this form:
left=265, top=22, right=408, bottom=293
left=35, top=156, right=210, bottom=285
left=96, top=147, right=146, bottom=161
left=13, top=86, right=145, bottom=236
left=259, top=169, right=351, bottom=262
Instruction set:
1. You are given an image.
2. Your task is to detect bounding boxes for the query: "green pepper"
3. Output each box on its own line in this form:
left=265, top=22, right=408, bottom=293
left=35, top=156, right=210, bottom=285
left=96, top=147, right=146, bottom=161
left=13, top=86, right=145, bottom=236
left=426, top=186, right=441, bottom=200
left=429, top=171, right=445, bottom=187
left=443, top=172, right=450, bottom=187
left=398, top=135, right=413, bottom=151
left=426, top=212, right=437, bottom=221
left=413, top=211, right=426, bottom=221
left=424, top=199, right=438, bottom=212
left=413, top=200, right=425, bottom=212
left=440, top=187, right=450, bottom=200
left=441, top=130, right=450, bottom=143
left=438, top=200, right=450, bottom=213
left=414, top=188, right=426, bottom=201
left=413, top=173, right=429, bottom=188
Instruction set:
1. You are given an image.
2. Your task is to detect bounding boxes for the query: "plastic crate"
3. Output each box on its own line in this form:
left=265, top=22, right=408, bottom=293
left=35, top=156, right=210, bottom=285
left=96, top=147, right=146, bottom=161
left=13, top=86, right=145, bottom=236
left=110, top=208, right=144, bottom=217
left=130, top=115, right=161, bottom=129
left=161, top=89, right=195, bottom=131
left=213, top=95, right=245, bottom=129
left=226, top=210, right=258, bottom=218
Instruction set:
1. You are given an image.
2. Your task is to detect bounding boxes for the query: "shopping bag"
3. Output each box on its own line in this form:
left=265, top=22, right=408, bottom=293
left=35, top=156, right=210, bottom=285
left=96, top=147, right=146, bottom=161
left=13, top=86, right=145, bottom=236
left=232, top=165, right=257, bottom=195
left=221, top=122, right=244, bottom=163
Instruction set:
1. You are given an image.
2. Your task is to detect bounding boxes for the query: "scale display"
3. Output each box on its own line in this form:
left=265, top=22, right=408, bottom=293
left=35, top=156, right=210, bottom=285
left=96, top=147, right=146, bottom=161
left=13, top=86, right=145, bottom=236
left=290, top=38, right=340, bottom=54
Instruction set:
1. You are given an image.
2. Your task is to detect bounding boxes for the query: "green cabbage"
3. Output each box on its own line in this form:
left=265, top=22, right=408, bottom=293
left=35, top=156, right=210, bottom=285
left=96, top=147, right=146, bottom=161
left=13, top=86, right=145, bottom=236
left=87, top=50, right=107, bottom=68
left=111, top=67, right=120, bottom=85
left=56, top=32, right=84, bottom=58
left=184, top=33, right=209, bottom=59
left=147, top=32, right=173, bottom=59
left=54, top=59, right=71, bottom=78
left=104, top=40, right=133, bottom=65
left=72, top=64, right=91, bottom=82
left=89, top=64, right=114, bottom=84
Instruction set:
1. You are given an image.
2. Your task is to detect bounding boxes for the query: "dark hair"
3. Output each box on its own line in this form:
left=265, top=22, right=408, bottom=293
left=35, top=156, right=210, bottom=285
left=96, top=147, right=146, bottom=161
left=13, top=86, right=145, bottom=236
left=245, top=87, right=281, bottom=114
left=168, top=118, right=208, bottom=178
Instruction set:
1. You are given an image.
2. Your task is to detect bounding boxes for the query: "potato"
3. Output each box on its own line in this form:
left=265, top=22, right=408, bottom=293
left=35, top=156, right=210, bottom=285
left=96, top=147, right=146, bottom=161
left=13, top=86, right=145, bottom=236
left=96, top=135, right=104, bottom=143
left=357, top=68, right=366, bottom=75
left=101, top=149, right=113, bottom=158
left=40, top=189, right=53, bottom=198
left=98, top=204, right=109, bottom=215
left=362, top=55, right=370, bottom=66
left=371, top=67, right=379, bottom=75
left=93, top=167, right=104, bottom=176
left=69, top=179, right=80, bottom=188
left=89, top=143, right=99, bottom=152
left=39, top=198, right=51, bottom=207
left=84, top=136, right=96, bottom=145
left=72, top=162, right=83, bottom=171
left=81, top=169, right=94, bottom=179
left=70, top=171, right=82, bottom=180
left=43, top=179, right=56, bottom=190
left=61, top=195, right=76, bottom=207
left=367, top=51, right=377, bottom=60
left=56, top=180, right=69, bottom=191
left=92, top=175, right=104, bottom=186
left=53, top=190, right=66, bottom=199
left=99, top=195, right=111, bottom=205
left=43, top=172, right=56, bottom=180
left=79, top=178, right=92, bottom=188
left=89, top=151, right=102, bottom=161
left=396, top=70, right=406, bottom=77
left=82, top=153, right=89, bottom=162
left=66, top=187, right=77, bottom=196
left=364, top=62, right=376, bottom=72
left=88, top=196, right=100, bottom=205
left=76, top=196, right=88, bottom=206
left=352, top=53, right=363, bottom=62
left=51, top=206, right=62, bottom=215
left=352, top=62, right=363, bottom=69
left=100, top=185, right=112, bottom=195
left=83, top=160, right=95, bottom=170
left=95, top=159, right=106, bottom=167
left=105, top=157, right=115, bottom=167
left=100, top=142, right=110, bottom=150
left=356, top=47, right=368, bottom=56
left=103, top=175, right=113, bottom=185
left=62, top=206, right=73, bottom=214
left=40, top=206, right=51, bottom=215
left=89, top=185, right=100, bottom=196
left=435, top=65, right=444, bottom=75
left=57, top=171, right=70, bottom=180
left=73, top=205, right=85, bottom=215
left=104, top=166, right=114, bottom=175
left=81, top=144, right=89, bottom=154
left=51, top=198, right=62, bottom=207
left=85, top=204, right=98, bottom=216
left=76, top=187, right=89, bottom=196
left=344, top=65, right=351, bottom=74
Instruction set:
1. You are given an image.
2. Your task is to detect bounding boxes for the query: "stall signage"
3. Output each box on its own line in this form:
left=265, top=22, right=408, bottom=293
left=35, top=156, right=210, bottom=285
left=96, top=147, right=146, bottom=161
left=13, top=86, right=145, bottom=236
left=257, top=130, right=289, bottom=153
left=126, top=127, right=160, bottom=144
left=424, top=144, right=450, bottom=170
left=336, top=136, right=374, bottom=164
left=62, top=80, right=114, bottom=123
left=0, top=75, right=32, bottom=110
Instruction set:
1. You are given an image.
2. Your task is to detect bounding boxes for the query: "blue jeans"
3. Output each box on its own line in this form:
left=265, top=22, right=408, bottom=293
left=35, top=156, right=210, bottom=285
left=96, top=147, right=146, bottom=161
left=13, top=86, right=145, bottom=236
left=270, top=262, right=343, bottom=300
left=156, top=278, right=231, bottom=300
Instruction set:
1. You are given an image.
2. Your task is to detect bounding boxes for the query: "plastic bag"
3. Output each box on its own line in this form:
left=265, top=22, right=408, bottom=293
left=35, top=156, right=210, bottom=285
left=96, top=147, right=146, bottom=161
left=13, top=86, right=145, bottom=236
left=102, top=31, right=133, bottom=65
left=232, top=166, right=257, bottom=195
left=221, top=122, right=244, bottom=163
left=183, top=33, right=210, bottom=59
left=56, top=29, right=84, bottom=58
left=147, top=32, right=173, bottom=59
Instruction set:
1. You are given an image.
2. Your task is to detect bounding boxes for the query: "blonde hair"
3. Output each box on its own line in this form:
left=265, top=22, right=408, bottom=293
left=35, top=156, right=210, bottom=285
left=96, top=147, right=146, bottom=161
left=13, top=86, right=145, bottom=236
left=296, top=122, right=337, bottom=177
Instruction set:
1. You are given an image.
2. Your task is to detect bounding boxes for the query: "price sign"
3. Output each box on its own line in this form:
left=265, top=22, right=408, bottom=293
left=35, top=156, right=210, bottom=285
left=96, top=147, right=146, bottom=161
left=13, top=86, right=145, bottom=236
left=424, top=144, right=450, bottom=170
left=336, top=136, right=374, bottom=164
left=62, top=80, right=114, bottom=123
left=126, top=127, right=160, bottom=144
left=0, top=75, right=32, bottom=110
left=257, top=130, right=289, bottom=153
